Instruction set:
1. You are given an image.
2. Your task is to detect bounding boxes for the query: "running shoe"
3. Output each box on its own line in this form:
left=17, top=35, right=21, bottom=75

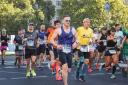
left=26, top=71, right=31, bottom=77
left=110, top=74, right=116, bottom=79
left=31, top=69, right=36, bottom=77
left=79, top=76, right=85, bottom=82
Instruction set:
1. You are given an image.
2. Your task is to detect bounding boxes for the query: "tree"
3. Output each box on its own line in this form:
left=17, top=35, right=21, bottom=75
left=0, top=0, right=45, bottom=34
left=37, top=0, right=55, bottom=26
left=59, top=0, right=128, bottom=28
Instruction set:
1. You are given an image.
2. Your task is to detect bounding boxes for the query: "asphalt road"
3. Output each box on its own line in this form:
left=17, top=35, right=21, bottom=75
left=0, top=56, right=127, bottom=85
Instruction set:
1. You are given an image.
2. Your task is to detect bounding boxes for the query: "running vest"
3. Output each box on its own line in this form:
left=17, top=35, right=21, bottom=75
left=115, top=31, right=124, bottom=46
left=14, top=35, right=23, bottom=51
left=107, top=40, right=116, bottom=47
left=38, top=31, right=45, bottom=40
left=14, top=35, right=23, bottom=45
left=1, top=35, right=8, bottom=46
left=58, top=26, right=74, bottom=45
left=38, top=31, right=46, bottom=44
left=100, top=33, right=107, bottom=46
left=58, top=26, right=74, bottom=53
left=100, top=33, right=107, bottom=40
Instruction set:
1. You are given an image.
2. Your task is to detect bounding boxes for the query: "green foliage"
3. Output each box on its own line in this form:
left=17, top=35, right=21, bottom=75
left=0, top=0, right=55, bottom=34
left=60, top=0, right=128, bottom=28
left=37, top=0, right=55, bottom=26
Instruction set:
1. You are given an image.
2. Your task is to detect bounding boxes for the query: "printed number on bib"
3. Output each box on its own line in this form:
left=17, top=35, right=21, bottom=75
left=109, top=50, right=116, bottom=54
left=27, top=40, right=34, bottom=46
left=62, top=45, right=71, bottom=53
left=88, top=45, right=95, bottom=52
left=103, top=40, right=107, bottom=46
left=39, top=39, right=45, bottom=44
left=18, top=45, right=23, bottom=50
left=80, top=45, right=89, bottom=52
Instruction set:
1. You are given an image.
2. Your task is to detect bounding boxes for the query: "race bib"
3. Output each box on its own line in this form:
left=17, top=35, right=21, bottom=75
left=126, top=57, right=128, bottom=61
left=80, top=45, right=89, bottom=52
left=103, top=40, right=107, bottom=46
left=117, top=39, right=121, bottom=46
left=109, top=50, right=116, bottom=54
left=88, top=45, right=95, bottom=52
left=27, top=40, right=34, bottom=46
left=39, top=39, right=45, bottom=44
left=62, top=45, right=71, bottom=53
left=18, top=45, right=23, bottom=50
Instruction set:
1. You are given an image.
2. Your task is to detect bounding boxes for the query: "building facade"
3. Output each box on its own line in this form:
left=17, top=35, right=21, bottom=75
left=51, top=0, right=62, bottom=23
left=44, top=0, right=62, bottom=24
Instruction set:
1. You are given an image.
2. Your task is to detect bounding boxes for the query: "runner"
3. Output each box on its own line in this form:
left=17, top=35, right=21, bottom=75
left=121, top=22, right=128, bottom=77
left=48, top=20, right=62, bottom=80
left=47, top=26, right=56, bottom=69
left=51, top=15, right=76, bottom=85
left=75, top=18, right=94, bottom=81
left=36, top=25, right=47, bottom=68
left=24, top=23, right=38, bottom=78
left=104, top=28, right=118, bottom=79
left=114, top=24, right=124, bottom=62
left=13, top=28, right=24, bottom=68
left=96, top=27, right=107, bottom=70
left=0, top=28, right=9, bottom=65
left=88, top=28, right=99, bottom=72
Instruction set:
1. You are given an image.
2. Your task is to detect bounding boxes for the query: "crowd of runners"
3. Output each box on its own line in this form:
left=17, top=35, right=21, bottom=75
left=0, top=15, right=128, bottom=85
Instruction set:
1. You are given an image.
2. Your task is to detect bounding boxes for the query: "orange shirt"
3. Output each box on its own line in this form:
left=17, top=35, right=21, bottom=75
left=47, top=27, right=58, bottom=48
left=47, top=27, right=55, bottom=43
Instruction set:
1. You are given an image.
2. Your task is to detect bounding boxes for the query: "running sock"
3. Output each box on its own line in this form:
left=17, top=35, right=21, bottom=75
left=1, top=56, right=5, bottom=65
left=112, top=65, right=116, bottom=74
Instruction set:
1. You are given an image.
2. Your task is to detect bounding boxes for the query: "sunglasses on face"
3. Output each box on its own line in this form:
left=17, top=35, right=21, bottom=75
left=29, top=28, right=33, bottom=30
left=65, top=20, right=71, bottom=22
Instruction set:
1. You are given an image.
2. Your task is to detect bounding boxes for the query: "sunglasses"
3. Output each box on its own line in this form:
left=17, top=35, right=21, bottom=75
left=65, top=20, right=71, bottom=22
left=29, top=28, right=33, bottom=30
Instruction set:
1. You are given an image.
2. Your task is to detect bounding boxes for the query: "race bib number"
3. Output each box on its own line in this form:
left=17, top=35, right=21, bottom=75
left=80, top=45, right=89, bottom=52
left=27, top=40, right=34, bottom=46
left=117, top=39, right=121, bottom=46
left=88, top=45, right=95, bottom=52
left=109, top=50, right=116, bottom=54
left=18, top=45, right=23, bottom=50
left=39, top=39, right=45, bottom=44
left=62, top=45, right=71, bottom=53
left=103, top=40, right=107, bottom=46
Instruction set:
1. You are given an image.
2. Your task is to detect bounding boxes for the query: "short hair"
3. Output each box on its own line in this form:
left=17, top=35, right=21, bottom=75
left=62, top=15, right=70, bottom=19
left=54, top=20, right=61, bottom=26
left=40, top=24, right=45, bottom=28
left=83, top=18, right=90, bottom=23
left=115, top=24, right=120, bottom=27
